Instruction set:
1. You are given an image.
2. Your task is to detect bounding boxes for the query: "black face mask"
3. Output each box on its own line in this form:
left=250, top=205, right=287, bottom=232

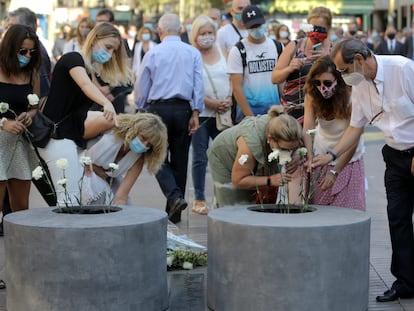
left=387, top=33, right=396, bottom=40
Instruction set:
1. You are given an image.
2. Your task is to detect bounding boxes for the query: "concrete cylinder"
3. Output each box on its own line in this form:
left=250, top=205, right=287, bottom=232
left=207, top=205, right=371, bottom=311
left=4, top=206, right=168, bottom=311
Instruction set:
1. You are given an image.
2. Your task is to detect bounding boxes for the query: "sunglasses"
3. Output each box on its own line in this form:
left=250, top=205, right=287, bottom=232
left=19, top=48, right=37, bottom=57
left=312, top=80, right=335, bottom=87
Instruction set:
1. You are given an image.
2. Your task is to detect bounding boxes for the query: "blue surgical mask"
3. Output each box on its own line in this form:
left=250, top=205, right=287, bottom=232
left=129, top=137, right=150, bottom=154
left=142, top=33, right=151, bottom=41
left=234, top=13, right=243, bottom=23
left=330, top=34, right=338, bottom=42
left=18, top=54, right=30, bottom=68
left=248, top=25, right=265, bottom=40
left=92, top=48, right=111, bottom=64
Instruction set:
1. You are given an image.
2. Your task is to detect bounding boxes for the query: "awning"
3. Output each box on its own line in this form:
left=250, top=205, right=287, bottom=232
left=9, top=0, right=54, bottom=15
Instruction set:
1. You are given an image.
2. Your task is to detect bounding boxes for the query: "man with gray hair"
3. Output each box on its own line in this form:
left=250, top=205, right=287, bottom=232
left=135, top=13, right=204, bottom=223
left=313, top=38, right=414, bottom=303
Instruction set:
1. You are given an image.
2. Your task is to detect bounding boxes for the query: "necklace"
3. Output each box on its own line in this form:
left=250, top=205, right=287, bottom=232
left=367, top=80, right=384, bottom=126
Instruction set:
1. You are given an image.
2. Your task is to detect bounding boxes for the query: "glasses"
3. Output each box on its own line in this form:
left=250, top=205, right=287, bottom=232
left=312, top=80, right=335, bottom=87
left=19, top=48, right=37, bottom=57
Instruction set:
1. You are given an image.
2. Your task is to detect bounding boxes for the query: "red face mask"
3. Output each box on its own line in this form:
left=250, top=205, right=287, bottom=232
left=307, top=25, right=328, bottom=45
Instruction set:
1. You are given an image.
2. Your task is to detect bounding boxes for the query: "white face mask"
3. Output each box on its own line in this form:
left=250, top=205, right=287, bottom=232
left=279, top=31, right=289, bottom=38
left=197, top=34, right=215, bottom=48
left=342, top=61, right=365, bottom=86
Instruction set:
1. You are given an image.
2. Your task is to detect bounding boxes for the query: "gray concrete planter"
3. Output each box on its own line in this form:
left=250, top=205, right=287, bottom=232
left=207, top=205, right=371, bottom=311
left=4, top=206, right=168, bottom=311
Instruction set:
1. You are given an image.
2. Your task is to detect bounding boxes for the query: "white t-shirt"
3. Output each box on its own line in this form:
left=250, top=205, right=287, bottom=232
left=202, top=46, right=230, bottom=117
left=217, top=23, right=248, bottom=56
left=227, top=37, right=280, bottom=118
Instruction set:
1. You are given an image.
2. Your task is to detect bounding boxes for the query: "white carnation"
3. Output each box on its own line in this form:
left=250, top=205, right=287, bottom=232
left=306, top=129, right=317, bottom=138
left=109, top=163, right=119, bottom=170
left=32, top=166, right=44, bottom=180
left=56, top=158, right=68, bottom=170
left=80, top=156, right=92, bottom=165
left=0, top=102, right=9, bottom=114
left=27, top=94, right=40, bottom=106
left=182, top=261, right=193, bottom=270
left=268, top=150, right=280, bottom=162
left=57, top=178, right=67, bottom=186
left=278, top=150, right=292, bottom=165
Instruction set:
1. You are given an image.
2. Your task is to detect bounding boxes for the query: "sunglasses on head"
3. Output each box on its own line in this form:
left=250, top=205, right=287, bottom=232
left=19, top=48, right=37, bottom=57
left=312, top=80, right=335, bottom=87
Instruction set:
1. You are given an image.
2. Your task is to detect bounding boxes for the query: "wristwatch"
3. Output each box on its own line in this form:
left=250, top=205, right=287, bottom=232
left=328, top=169, right=338, bottom=177
left=0, top=117, right=7, bottom=131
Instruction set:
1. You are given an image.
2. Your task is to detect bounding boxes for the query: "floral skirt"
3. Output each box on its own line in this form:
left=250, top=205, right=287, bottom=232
left=310, top=158, right=365, bottom=211
left=0, top=131, right=38, bottom=180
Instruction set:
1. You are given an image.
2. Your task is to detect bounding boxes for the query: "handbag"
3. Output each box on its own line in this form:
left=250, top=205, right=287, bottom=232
left=203, top=64, right=233, bottom=131
left=255, top=185, right=278, bottom=204
left=26, top=98, right=70, bottom=148
left=215, top=110, right=233, bottom=131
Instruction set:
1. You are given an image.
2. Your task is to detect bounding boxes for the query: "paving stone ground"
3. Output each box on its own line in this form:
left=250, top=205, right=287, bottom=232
left=0, top=128, right=413, bottom=310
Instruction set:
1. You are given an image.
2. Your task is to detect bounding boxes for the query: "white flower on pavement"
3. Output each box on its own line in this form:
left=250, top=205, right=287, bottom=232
left=167, top=255, right=175, bottom=267
left=182, top=261, right=193, bottom=270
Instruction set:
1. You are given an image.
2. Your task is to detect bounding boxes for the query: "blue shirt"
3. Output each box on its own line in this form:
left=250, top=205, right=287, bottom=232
left=134, top=35, right=204, bottom=112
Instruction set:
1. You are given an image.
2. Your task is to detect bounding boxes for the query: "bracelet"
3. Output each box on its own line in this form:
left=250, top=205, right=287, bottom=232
left=267, top=176, right=271, bottom=186
left=328, top=169, right=338, bottom=177
left=0, top=117, right=7, bottom=131
left=326, top=150, right=337, bottom=161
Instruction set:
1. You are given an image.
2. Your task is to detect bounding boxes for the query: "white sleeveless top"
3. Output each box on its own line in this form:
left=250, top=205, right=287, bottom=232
left=314, top=118, right=364, bottom=164
left=86, top=131, right=141, bottom=178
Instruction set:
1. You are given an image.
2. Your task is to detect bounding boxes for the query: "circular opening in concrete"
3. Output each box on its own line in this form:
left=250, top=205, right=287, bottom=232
left=52, top=206, right=122, bottom=214
left=247, top=204, right=317, bottom=213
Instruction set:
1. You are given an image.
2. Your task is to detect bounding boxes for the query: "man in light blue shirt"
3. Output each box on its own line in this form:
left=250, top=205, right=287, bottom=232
left=135, top=13, right=204, bottom=223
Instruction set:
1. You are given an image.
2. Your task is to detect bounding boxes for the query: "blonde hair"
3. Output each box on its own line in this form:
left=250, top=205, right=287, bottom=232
left=114, top=113, right=167, bottom=174
left=82, top=22, right=132, bottom=86
left=307, top=7, right=332, bottom=29
left=76, top=17, right=95, bottom=47
left=190, top=15, right=216, bottom=47
left=266, top=106, right=303, bottom=142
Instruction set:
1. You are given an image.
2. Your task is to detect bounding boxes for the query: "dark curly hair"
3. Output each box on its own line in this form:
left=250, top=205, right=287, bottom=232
left=304, top=55, right=350, bottom=120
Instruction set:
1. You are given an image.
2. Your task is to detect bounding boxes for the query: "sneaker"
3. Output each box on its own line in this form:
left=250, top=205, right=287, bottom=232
left=192, top=200, right=210, bottom=215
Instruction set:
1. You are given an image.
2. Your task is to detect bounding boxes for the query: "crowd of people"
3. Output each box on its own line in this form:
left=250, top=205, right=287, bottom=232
left=0, top=3, right=413, bottom=303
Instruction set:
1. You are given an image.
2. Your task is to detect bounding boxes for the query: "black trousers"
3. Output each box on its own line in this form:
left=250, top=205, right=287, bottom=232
left=382, top=144, right=414, bottom=295
left=147, top=100, right=192, bottom=213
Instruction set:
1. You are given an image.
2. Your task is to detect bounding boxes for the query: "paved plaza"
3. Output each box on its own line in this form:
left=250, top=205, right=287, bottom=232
left=0, top=129, right=413, bottom=310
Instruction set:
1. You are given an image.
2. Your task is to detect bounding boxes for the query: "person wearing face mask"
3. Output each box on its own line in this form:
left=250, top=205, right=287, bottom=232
left=0, top=24, right=41, bottom=214
left=37, top=22, right=129, bottom=205
left=303, top=55, right=365, bottom=210
left=228, top=5, right=282, bottom=123
left=52, top=24, right=72, bottom=62
left=272, top=6, right=332, bottom=125
left=132, top=26, right=157, bottom=78
left=83, top=112, right=167, bottom=205
left=208, top=106, right=302, bottom=208
left=63, top=17, right=95, bottom=54
left=375, top=25, right=406, bottom=56
left=188, top=15, right=232, bottom=215
left=276, top=24, right=291, bottom=46
left=312, top=38, right=414, bottom=303
left=216, top=0, right=251, bottom=59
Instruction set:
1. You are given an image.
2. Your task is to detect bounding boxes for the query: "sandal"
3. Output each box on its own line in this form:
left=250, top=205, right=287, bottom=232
left=192, top=200, right=210, bottom=215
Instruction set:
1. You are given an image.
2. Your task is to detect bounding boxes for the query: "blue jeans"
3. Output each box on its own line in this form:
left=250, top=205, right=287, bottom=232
left=192, top=117, right=220, bottom=201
